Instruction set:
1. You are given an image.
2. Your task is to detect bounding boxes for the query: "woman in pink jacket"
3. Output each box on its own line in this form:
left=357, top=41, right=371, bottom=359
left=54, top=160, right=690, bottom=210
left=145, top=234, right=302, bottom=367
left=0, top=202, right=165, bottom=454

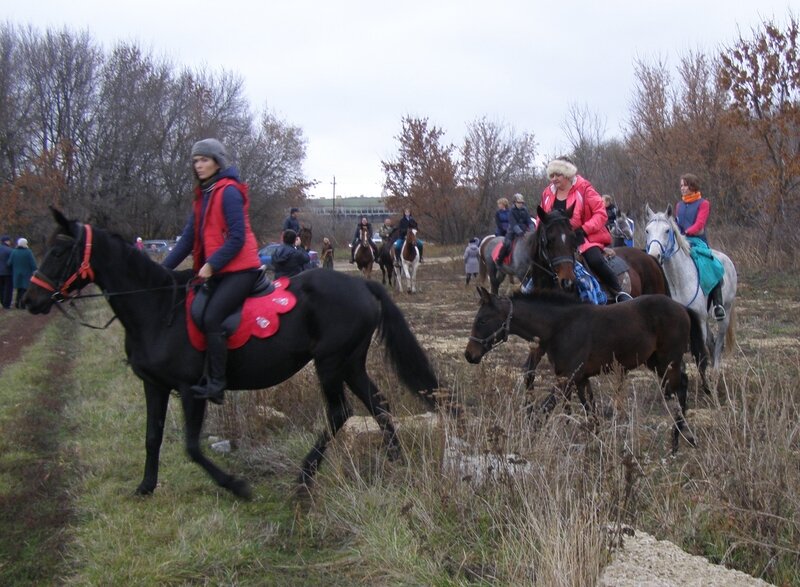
left=540, top=156, right=632, bottom=302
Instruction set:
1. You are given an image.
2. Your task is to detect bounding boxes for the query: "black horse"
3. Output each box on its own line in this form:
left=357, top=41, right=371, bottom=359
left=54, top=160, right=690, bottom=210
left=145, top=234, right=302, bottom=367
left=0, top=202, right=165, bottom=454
left=24, top=209, right=442, bottom=498
left=465, top=288, right=697, bottom=453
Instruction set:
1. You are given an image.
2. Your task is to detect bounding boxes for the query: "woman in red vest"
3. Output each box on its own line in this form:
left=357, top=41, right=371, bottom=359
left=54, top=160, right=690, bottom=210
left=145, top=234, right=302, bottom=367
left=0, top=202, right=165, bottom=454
left=163, top=138, right=262, bottom=404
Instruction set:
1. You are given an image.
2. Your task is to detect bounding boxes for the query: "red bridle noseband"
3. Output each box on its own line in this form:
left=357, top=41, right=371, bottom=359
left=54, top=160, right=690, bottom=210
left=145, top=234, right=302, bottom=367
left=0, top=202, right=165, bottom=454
left=30, top=224, right=96, bottom=301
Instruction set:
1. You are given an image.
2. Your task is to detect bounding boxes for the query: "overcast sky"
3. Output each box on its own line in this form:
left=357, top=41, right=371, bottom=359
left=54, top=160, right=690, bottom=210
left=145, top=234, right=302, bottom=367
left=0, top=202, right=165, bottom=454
left=5, top=0, right=795, bottom=198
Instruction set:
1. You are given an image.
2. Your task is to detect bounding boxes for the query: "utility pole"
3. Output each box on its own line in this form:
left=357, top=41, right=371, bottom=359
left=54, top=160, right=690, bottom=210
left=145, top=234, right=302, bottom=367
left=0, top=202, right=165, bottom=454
left=332, top=176, right=336, bottom=214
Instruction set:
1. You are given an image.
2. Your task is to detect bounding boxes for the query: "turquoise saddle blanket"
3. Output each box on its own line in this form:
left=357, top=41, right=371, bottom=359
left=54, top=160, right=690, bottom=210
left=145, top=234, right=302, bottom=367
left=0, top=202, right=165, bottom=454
left=687, top=237, right=724, bottom=295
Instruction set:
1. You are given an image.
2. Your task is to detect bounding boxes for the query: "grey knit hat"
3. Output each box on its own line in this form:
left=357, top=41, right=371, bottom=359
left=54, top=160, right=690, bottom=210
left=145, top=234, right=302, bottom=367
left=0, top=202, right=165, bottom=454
left=191, top=138, right=229, bottom=170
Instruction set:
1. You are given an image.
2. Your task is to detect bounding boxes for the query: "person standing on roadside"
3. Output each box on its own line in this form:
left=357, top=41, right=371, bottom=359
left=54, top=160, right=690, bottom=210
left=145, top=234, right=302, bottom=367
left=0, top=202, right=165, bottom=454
left=8, top=238, right=37, bottom=309
left=0, top=236, right=14, bottom=309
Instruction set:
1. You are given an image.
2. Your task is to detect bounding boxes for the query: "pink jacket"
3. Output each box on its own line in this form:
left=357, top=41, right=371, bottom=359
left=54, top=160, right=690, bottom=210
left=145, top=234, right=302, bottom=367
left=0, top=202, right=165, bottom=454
left=540, top=175, right=611, bottom=253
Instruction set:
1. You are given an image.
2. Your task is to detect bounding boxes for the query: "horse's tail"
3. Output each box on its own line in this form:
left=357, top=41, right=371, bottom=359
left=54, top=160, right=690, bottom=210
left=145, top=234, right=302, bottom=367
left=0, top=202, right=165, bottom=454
left=478, top=236, right=492, bottom=286
left=365, top=280, right=438, bottom=409
left=725, top=305, right=736, bottom=354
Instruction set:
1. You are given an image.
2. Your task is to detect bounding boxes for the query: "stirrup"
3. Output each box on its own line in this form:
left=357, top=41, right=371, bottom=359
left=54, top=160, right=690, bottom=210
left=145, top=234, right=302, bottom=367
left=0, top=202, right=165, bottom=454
left=713, top=305, right=726, bottom=321
left=615, top=291, right=633, bottom=302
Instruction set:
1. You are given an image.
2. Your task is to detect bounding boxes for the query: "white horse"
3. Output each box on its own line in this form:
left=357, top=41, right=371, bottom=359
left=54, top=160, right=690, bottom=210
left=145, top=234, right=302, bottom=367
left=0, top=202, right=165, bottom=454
left=394, top=228, right=420, bottom=293
left=644, top=205, right=737, bottom=372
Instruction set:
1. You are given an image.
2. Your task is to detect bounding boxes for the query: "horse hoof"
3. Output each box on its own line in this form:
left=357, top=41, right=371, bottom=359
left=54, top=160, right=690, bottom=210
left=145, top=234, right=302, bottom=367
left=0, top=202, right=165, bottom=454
left=134, top=484, right=155, bottom=496
left=227, top=477, right=253, bottom=500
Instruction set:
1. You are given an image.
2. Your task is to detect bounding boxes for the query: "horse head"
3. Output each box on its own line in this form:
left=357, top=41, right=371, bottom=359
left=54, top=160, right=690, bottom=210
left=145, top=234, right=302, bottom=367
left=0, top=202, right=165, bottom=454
left=644, top=204, right=687, bottom=263
left=464, top=287, right=512, bottom=363
left=25, top=207, right=95, bottom=314
left=531, top=205, right=578, bottom=291
left=298, top=225, right=313, bottom=249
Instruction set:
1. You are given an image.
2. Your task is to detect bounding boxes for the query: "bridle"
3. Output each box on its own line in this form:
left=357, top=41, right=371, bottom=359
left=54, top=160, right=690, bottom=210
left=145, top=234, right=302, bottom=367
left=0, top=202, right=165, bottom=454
left=468, top=297, right=514, bottom=352
left=645, top=217, right=678, bottom=262
left=530, top=215, right=575, bottom=282
left=645, top=217, right=701, bottom=307
left=30, top=223, right=95, bottom=303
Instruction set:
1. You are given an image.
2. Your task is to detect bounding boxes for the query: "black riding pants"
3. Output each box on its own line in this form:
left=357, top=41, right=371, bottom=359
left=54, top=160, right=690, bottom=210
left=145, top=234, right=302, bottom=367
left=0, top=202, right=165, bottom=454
left=200, top=270, right=260, bottom=334
left=583, top=246, right=621, bottom=292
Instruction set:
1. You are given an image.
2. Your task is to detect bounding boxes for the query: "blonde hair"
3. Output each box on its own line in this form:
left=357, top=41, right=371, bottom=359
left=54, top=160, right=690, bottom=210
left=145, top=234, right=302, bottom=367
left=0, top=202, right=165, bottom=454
left=497, top=197, right=509, bottom=208
left=602, top=194, right=614, bottom=206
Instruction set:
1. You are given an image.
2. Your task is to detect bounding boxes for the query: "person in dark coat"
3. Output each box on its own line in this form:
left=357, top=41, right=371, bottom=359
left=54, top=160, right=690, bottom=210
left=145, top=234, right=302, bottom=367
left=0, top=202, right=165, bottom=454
left=349, top=216, right=378, bottom=263
left=273, top=229, right=311, bottom=278
left=494, top=198, right=510, bottom=237
left=0, top=235, right=13, bottom=309
left=497, top=194, right=533, bottom=263
left=282, top=208, right=300, bottom=233
left=396, top=208, right=424, bottom=262
left=8, top=238, right=37, bottom=309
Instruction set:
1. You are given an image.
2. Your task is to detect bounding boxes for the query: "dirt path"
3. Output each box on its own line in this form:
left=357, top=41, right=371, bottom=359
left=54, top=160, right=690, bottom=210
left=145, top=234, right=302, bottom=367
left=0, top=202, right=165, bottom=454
left=0, top=308, right=76, bottom=583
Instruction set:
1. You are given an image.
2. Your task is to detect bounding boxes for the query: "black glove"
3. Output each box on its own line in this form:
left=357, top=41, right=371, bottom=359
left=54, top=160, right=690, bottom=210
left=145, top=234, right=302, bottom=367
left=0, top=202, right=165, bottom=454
left=574, top=227, right=587, bottom=245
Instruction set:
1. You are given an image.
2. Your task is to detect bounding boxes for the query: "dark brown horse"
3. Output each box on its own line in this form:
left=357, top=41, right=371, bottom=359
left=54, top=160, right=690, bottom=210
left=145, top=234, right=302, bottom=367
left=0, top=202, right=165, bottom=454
left=354, top=225, right=375, bottom=279
left=377, top=229, right=398, bottom=288
left=465, top=288, right=697, bottom=453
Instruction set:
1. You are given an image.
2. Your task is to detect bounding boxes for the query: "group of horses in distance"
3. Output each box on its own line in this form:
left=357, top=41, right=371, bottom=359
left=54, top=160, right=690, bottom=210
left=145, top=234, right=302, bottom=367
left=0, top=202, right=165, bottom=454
left=23, top=200, right=737, bottom=498
left=354, top=226, right=421, bottom=294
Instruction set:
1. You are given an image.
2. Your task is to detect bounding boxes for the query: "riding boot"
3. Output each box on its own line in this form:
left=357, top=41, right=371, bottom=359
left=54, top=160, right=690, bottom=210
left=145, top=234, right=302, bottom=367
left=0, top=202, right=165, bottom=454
left=349, top=247, right=355, bottom=263
left=711, top=281, right=726, bottom=321
left=595, top=260, right=631, bottom=302
left=497, top=242, right=511, bottom=264
left=191, top=332, right=228, bottom=404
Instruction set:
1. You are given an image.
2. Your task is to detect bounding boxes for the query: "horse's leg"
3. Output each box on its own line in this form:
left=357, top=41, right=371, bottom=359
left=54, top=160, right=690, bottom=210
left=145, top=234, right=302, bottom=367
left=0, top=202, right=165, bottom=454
left=575, top=378, right=599, bottom=433
left=135, top=382, right=171, bottom=495
left=344, top=369, right=401, bottom=461
left=688, top=308, right=711, bottom=394
left=522, top=339, right=544, bottom=391
left=298, top=365, right=353, bottom=488
left=180, top=389, right=252, bottom=499
left=656, top=360, right=695, bottom=454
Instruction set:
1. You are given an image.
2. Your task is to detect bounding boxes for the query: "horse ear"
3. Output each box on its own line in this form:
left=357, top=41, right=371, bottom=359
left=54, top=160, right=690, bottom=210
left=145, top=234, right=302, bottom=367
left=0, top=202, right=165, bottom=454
left=645, top=203, right=654, bottom=219
left=537, top=206, right=548, bottom=222
left=477, top=286, right=492, bottom=305
left=565, top=203, right=575, bottom=218
left=666, top=203, right=674, bottom=218
left=50, top=206, right=74, bottom=235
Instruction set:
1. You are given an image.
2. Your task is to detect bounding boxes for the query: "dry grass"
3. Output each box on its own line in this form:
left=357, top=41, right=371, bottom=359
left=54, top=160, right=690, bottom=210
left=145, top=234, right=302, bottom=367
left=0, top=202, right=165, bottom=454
left=205, top=235, right=799, bottom=585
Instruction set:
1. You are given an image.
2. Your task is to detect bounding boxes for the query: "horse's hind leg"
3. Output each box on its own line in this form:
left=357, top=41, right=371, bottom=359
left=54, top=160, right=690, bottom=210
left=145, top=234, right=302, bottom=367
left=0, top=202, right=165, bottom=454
left=344, top=369, right=401, bottom=461
left=658, top=360, right=695, bottom=454
left=522, top=339, right=544, bottom=391
left=181, top=390, right=252, bottom=499
left=136, top=382, right=170, bottom=495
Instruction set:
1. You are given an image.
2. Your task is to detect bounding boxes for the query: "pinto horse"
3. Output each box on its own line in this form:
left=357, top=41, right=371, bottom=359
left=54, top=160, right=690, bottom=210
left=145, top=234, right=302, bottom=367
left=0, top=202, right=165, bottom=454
left=645, top=205, right=737, bottom=371
left=395, top=228, right=420, bottom=293
left=465, top=288, right=697, bottom=453
left=24, top=209, right=442, bottom=498
left=354, top=225, right=375, bottom=279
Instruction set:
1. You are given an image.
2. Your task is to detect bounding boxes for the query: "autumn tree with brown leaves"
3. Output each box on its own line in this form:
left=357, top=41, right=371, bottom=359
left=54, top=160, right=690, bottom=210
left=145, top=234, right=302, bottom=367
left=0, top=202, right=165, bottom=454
left=719, top=13, right=800, bottom=254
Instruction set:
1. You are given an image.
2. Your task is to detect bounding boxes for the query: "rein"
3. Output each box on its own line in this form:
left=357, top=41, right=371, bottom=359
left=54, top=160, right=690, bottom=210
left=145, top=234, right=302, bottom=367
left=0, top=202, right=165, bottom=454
left=468, top=297, right=514, bottom=351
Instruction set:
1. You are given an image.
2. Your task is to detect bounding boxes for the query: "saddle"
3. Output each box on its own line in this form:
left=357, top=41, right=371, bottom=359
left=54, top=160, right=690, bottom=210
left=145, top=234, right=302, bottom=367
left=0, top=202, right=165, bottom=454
left=490, top=240, right=520, bottom=266
left=186, top=274, right=297, bottom=351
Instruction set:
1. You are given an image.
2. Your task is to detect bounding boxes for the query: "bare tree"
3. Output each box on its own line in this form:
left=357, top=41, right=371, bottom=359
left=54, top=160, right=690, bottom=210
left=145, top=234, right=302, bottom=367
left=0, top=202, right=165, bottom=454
left=461, top=117, right=537, bottom=237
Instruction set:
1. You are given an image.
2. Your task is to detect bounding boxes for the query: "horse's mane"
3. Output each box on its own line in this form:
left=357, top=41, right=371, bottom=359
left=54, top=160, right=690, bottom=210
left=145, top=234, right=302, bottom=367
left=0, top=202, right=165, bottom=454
left=511, top=288, right=581, bottom=307
left=106, top=231, right=191, bottom=287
